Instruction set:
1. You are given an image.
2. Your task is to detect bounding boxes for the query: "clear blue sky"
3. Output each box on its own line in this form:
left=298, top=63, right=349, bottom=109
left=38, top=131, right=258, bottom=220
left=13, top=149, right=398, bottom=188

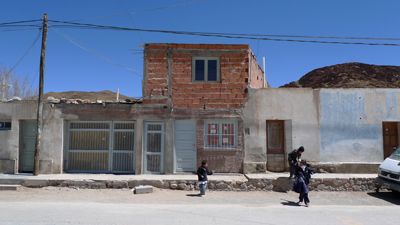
left=1, top=0, right=400, bottom=98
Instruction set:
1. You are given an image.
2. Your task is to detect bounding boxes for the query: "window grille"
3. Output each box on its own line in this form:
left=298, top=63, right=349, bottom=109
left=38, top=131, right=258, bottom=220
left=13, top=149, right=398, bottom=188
left=205, top=121, right=237, bottom=149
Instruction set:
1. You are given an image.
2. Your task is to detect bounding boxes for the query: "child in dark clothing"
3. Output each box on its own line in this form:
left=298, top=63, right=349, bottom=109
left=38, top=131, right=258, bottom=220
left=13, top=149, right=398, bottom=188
left=292, top=160, right=314, bottom=206
left=197, top=160, right=214, bottom=197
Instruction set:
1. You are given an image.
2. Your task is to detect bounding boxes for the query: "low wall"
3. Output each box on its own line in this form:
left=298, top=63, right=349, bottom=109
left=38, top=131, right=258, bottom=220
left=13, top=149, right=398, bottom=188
left=8, top=177, right=382, bottom=192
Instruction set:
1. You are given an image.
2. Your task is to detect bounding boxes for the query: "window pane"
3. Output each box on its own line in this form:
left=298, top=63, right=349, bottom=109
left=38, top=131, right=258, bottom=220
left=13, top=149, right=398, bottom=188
left=222, top=135, right=235, bottom=146
left=207, top=135, right=219, bottom=146
left=208, top=60, right=217, bottom=81
left=268, top=123, right=282, bottom=149
left=147, top=133, right=162, bottom=152
left=195, top=60, right=205, bottom=81
left=148, top=124, right=161, bottom=131
left=222, top=123, right=234, bottom=134
left=207, top=123, right=219, bottom=134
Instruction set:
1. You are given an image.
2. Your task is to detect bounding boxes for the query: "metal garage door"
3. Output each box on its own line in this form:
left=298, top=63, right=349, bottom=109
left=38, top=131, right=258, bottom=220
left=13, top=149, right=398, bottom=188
left=67, top=121, right=135, bottom=173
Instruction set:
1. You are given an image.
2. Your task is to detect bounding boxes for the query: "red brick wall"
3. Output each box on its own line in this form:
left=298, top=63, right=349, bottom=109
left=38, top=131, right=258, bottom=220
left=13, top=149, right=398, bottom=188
left=249, top=51, right=266, bottom=88
left=196, top=119, right=244, bottom=173
left=143, top=44, right=254, bottom=109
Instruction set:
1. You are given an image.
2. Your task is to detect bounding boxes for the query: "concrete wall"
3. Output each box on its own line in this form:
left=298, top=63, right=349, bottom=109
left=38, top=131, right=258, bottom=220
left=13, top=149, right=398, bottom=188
left=0, top=102, right=63, bottom=174
left=243, top=88, right=400, bottom=173
left=319, top=89, right=400, bottom=162
left=243, top=88, right=320, bottom=173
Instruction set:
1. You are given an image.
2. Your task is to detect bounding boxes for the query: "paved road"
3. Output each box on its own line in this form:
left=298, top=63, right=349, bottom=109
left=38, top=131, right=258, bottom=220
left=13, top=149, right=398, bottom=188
left=1, top=187, right=399, bottom=225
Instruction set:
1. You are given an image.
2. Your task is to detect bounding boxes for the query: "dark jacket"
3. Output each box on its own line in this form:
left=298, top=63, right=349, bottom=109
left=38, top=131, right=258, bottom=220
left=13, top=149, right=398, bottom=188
left=295, top=165, right=313, bottom=185
left=292, top=165, right=314, bottom=193
left=197, top=166, right=213, bottom=181
left=288, top=149, right=302, bottom=164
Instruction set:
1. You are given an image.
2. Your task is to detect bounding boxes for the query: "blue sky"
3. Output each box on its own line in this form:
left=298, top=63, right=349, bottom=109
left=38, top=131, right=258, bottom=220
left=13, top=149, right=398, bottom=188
left=1, top=0, right=400, bottom=98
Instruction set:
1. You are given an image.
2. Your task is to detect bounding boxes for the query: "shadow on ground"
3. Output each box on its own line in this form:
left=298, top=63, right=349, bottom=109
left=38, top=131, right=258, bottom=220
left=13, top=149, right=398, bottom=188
left=280, top=198, right=301, bottom=207
left=367, top=191, right=400, bottom=205
left=186, top=194, right=202, bottom=197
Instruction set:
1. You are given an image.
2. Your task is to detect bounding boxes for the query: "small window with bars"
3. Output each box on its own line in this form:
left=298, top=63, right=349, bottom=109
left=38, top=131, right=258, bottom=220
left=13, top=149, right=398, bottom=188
left=205, top=121, right=237, bottom=148
left=0, top=120, right=12, bottom=130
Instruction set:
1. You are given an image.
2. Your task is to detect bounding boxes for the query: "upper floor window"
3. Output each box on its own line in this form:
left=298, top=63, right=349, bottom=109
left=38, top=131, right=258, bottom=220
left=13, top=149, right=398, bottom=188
left=0, top=120, right=11, bottom=130
left=192, top=57, right=220, bottom=82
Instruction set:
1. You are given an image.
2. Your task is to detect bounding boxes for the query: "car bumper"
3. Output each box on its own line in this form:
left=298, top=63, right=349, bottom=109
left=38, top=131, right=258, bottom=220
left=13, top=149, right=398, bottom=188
left=377, top=176, right=400, bottom=192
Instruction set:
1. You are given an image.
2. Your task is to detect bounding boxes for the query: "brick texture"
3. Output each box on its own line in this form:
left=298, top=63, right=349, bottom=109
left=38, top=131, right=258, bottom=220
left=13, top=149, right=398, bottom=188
left=196, top=119, right=244, bottom=173
left=143, top=43, right=266, bottom=109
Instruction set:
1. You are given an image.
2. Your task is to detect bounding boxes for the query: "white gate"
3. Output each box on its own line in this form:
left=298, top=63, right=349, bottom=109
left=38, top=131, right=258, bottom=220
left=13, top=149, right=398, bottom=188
left=67, top=121, right=135, bottom=173
left=174, top=120, right=196, bottom=172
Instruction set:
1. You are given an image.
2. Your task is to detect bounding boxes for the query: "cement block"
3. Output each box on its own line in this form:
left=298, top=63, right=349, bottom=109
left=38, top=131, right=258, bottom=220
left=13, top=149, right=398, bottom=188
left=0, top=184, right=21, bottom=191
left=133, top=185, right=153, bottom=194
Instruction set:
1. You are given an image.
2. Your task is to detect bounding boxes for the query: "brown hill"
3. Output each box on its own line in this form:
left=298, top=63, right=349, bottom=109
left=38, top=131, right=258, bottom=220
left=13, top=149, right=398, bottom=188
left=42, top=90, right=135, bottom=102
left=280, top=62, right=400, bottom=88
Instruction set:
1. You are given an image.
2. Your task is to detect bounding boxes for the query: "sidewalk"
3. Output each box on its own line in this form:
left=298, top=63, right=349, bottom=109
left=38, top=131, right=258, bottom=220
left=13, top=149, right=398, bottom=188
left=0, top=172, right=378, bottom=192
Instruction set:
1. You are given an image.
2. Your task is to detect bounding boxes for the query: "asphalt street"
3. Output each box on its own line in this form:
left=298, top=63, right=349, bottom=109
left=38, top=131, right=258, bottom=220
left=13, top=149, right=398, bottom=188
left=0, top=187, right=399, bottom=225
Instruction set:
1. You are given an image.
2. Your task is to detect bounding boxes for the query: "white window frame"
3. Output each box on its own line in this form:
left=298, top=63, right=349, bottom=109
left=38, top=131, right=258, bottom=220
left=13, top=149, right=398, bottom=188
left=192, top=57, right=220, bottom=82
left=204, top=121, right=237, bottom=148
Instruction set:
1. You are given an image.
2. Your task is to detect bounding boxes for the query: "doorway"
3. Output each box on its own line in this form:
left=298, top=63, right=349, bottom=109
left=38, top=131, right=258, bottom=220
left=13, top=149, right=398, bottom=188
left=174, top=120, right=196, bottom=172
left=266, top=120, right=285, bottom=172
left=382, top=122, right=399, bottom=159
left=21, top=120, right=37, bottom=172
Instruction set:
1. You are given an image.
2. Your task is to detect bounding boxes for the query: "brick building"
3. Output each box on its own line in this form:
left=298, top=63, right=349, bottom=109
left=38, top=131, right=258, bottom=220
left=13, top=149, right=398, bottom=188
left=141, top=43, right=266, bottom=173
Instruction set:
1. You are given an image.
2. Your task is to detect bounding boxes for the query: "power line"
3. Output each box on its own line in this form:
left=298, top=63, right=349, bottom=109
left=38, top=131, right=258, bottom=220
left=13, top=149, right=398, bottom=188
left=49, top=25, right=142, bottom=77
left=115, top=0, right=144, bottom=44
left=4, top=29, right=42, bottom=77
left=48, top=20, right=400, bottom=46
left=70, top=0, right=207, bottom=22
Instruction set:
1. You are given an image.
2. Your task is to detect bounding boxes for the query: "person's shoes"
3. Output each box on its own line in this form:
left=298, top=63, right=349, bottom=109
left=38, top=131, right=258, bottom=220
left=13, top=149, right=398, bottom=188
left=296, top=201, right=302, bottom=205
left=201, top=195, right=205, bottom=198
left=305, top=203, right=309, bottom=207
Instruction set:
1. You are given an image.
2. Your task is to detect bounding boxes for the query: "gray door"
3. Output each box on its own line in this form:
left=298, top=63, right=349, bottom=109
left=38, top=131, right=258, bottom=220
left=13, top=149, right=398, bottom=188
left=175, top=120, right=196, bottom=172
left=22, top=120, right=37, bottom=172
left=144, top=122, right=164, bottom=174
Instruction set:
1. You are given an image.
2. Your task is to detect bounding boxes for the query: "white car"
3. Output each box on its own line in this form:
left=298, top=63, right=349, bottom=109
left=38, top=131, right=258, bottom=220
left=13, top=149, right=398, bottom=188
left=377, top=147, right=400, bottom=193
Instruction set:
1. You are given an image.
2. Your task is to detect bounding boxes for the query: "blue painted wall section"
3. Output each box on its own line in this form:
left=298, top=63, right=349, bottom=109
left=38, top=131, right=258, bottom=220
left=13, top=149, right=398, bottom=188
left=319, top=90, right=398, bottom=162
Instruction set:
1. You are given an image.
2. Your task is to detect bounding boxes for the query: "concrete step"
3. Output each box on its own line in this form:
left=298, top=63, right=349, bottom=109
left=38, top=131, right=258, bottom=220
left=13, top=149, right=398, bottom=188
left=0, top=184, right=21, bottom=191
left=0, top=178, right=23, bottom=185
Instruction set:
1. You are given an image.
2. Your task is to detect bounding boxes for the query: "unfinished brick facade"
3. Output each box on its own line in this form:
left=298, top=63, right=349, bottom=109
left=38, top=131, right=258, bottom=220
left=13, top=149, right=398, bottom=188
left=141, top=43, right=266, bottom=173
left=143, top=43, right=265, bottom=108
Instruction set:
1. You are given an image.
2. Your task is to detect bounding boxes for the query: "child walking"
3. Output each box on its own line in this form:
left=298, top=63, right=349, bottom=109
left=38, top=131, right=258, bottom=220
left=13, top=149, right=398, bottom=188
left=197, top=160, right=214, bottom=197
left=292, top=160, right=314, bottom=206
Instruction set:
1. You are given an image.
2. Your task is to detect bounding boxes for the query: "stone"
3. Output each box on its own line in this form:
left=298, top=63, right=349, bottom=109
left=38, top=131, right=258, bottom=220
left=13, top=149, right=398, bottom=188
left=133, top=185, right=153, bottom=194
left=170, top=183, right=178, bottom=189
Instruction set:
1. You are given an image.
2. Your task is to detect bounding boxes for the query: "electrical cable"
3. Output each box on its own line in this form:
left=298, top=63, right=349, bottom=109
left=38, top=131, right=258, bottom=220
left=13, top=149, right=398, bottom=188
left=48, top=20, right=400, bottom=46
left=4, top=29, right=41, bottom=77
left=49, top=25, right=142, bottom=76
left=115, top=0, right=144, bottom=44
left=70, top=0, right=207, bottom=22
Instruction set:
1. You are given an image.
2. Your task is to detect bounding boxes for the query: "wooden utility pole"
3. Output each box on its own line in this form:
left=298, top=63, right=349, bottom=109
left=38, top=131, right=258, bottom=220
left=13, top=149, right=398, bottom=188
left=33, top=14, right=48, bottom=175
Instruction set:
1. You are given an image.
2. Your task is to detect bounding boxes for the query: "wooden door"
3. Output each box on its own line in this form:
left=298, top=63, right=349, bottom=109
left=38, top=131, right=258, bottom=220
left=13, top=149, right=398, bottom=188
left=266, top=120, right=284, bottom=153
left=382, top=122, right=399, bottom=159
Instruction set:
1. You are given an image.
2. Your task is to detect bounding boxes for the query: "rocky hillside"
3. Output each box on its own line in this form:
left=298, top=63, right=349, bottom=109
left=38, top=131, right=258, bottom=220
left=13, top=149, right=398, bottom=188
left=280, top=62, right=400, bottom=88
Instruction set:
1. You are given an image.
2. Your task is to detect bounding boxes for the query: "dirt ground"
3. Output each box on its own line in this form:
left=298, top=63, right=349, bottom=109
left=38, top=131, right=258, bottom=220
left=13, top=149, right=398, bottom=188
left=1, top=187, right=399, bottom=206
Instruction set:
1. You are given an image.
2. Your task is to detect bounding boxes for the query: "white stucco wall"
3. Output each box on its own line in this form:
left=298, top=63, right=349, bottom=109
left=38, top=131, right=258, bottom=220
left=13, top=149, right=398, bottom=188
left=244, top=88, right=400, bottom=168
left=243, top=88, right=321, bottom=167
left=0, top=102, right=64, bottom=173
